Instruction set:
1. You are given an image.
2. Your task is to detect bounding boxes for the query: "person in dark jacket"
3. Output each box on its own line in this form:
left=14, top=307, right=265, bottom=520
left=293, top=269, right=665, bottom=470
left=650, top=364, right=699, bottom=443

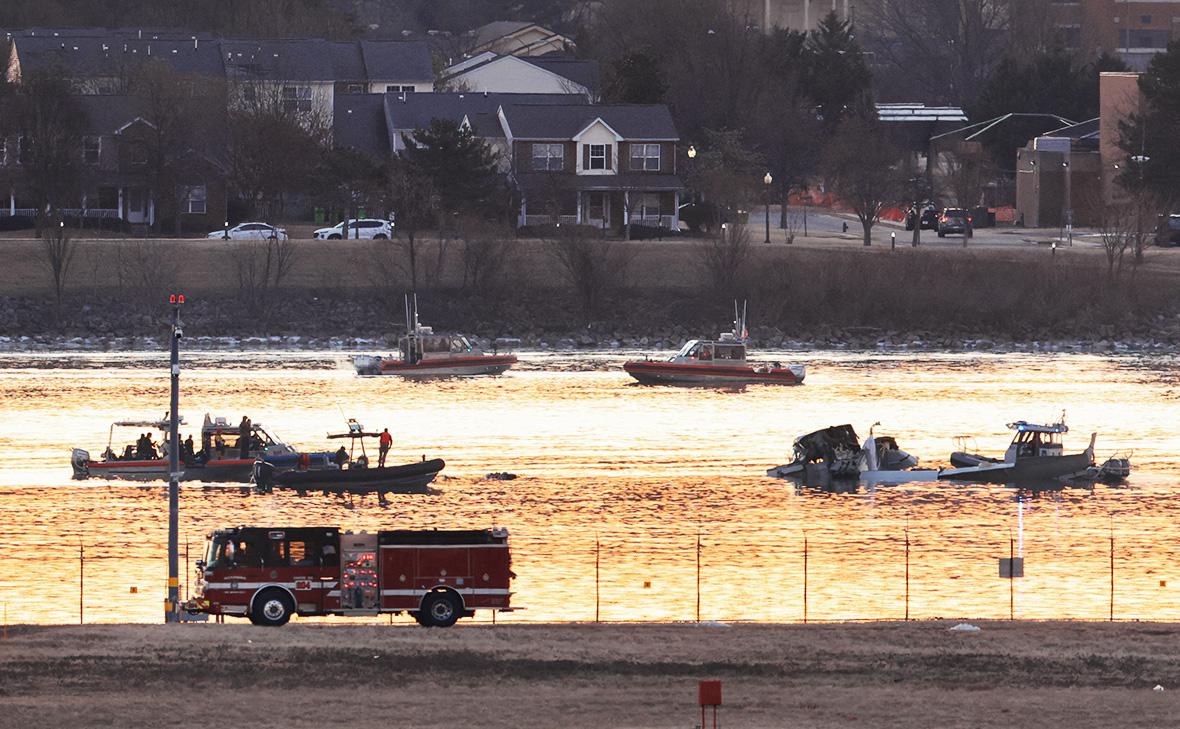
left=238, top=416, right=252, bottom=458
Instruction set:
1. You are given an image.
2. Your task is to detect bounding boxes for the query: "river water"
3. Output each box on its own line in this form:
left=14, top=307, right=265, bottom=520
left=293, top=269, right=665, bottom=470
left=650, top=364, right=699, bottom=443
left=1, top=349, right=1179, bottom=625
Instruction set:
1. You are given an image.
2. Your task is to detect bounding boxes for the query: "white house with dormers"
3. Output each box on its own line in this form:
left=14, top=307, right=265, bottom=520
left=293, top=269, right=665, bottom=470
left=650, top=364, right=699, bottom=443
left=497, top=103, right=683, bottom=231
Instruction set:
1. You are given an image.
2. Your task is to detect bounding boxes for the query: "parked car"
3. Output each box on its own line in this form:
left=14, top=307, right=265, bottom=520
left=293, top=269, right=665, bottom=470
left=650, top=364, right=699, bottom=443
left=207, top=222, right=288, bottom=240
left=313, top=218, right=392, bottom=240
left=1155, top=214, right=1180, bottom=247
left=937, top=208, right=972, bottom=237
left=904, top=204, right=939, bottom=231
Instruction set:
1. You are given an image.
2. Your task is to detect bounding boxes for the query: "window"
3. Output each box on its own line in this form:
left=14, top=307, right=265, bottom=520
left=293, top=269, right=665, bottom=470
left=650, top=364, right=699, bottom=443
left=0, top=138, right=7, bottom=166
left=242, top=85, right=257, bottom=103
left=584, top=143, right=611, bottom=170
left=532, top=143, right=564, bottom=171
left=281, top=85, right=313, bottom=113
left=386, top=85, right=415, bottom=93
left=16, top=136, right=28, bottom=166
left=630, top=143, right=661, bottom=171
left=347, top=83, right=366, bottom=94
left=179, top=184, right=207, bottom=214
left=637, top=193, right=661, bottom=219
left=1120, top=28, right=1170, bottom=48
left=130, top=144, right=147, bottom=166
left=83, top=136, right=101, bottom=165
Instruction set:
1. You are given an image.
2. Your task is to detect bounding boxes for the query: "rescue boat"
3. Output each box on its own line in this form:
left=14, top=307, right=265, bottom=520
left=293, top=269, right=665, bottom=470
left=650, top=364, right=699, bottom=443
left=71, top=414, right=334, bottom=483
left=353, top=294, right=516, bottom=377
left=623, top=302, right=805, bottom=386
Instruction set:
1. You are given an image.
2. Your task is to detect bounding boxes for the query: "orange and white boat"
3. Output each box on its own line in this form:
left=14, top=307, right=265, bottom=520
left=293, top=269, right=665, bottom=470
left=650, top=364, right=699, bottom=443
left=353, top=295, right=516, bottom=378
left=623, top=302, right=805, bottom=386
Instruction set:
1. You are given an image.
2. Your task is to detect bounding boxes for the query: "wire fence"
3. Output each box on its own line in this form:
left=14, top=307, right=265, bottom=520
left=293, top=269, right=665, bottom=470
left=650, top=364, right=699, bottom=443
left=2, top=524, right=1178, bottom=627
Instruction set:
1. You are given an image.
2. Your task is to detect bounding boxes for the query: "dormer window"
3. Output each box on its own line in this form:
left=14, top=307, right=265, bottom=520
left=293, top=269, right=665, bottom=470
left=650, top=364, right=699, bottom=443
left=281, top=85, right=313, bottom=113
left=130, top=144, right=148, bottom=166
left=347, top=83, right=366, bottom=94
left=532, top=143, right=564, bottom=171
left=584, top=143, right=611, bottom=170
left=630, top=143, right=661, bottom=171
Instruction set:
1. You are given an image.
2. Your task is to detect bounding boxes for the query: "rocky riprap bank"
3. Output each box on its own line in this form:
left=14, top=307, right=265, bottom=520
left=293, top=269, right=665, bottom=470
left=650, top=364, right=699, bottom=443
left=1, top=293, right=1178, bottom=356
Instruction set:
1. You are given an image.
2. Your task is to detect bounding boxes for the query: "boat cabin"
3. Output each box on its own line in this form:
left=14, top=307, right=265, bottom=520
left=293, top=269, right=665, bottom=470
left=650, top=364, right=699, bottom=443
left=399, top=326, right=478, bottom=363
left=673, top=336, right=747, bottom=363
left=200, top=414, right=292, bottom=460
left=1004, top=421, right=1066, bottom=461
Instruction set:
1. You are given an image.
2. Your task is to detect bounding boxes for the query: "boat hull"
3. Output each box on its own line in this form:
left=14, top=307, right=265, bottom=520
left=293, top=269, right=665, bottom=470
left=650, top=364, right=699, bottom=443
left=255, top=458, right=446, bottom=494
left=354, top=355, right=517, bottom=377
left=77, top=457, right=256, bottom=482
left=623, top=361, right=804, bottom=385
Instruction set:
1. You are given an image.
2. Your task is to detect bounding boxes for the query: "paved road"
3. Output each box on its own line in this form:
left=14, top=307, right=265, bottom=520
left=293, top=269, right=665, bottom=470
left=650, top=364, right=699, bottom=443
left=746, top=207, right=1101, bottom=249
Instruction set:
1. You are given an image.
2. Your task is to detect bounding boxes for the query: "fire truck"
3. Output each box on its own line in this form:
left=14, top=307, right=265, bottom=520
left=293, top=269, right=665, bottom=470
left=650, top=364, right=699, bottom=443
left=186, top=526, right=514, bottom=627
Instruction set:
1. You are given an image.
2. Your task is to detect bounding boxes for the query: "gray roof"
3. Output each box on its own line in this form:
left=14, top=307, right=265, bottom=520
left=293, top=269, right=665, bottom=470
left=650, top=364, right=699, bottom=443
left=334, top=94, right=390, bottom=158
left=500, top=104, right=679, bottom=141
left=11, top=34, right=225, bottom=78
left=6, top=29, right=432, bottom=84
left=515, top=172, right=684, bottom=192
left=384, top=91, right=585, bottom=137
left=360, top=40, right=432, bottom=81
left=522, top=56, right=599, bottom=94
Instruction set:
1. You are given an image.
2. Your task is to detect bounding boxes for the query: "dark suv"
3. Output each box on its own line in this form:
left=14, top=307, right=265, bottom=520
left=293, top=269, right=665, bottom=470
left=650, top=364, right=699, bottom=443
left=905, top=204, right=939, bottom=231
left=937, top=208, right=972, bottom=237
left=1156, top=214, right=1180, bottom=247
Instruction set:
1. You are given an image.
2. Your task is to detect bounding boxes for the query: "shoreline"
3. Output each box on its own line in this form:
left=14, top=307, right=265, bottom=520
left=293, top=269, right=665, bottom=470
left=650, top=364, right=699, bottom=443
left=3, top=621, right=1177, bottom=728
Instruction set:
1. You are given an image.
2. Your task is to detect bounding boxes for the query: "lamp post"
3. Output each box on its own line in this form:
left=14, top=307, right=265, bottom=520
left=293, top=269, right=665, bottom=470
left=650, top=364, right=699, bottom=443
left=763, top=172, right=773, bottom=244
left=1062, top=159, right=1072, bottom=247
left=165, top=293, right=184, bottom=623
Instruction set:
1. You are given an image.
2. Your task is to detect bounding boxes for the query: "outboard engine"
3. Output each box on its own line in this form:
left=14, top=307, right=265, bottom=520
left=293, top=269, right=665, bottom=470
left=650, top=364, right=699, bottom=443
left=352, top=355, right=382, bottom=376
left=252, top=460, right=276, bottom=492
left=71, top=449, right=91, bottom=480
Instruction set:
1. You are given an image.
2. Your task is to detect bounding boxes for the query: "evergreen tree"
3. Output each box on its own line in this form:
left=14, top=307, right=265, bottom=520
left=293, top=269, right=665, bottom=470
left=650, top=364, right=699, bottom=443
left=1118, top=40, right=1180, bottom=204
left=400, top=118, right=503, bottom=217
left=803, top=12, right=871, bottom=136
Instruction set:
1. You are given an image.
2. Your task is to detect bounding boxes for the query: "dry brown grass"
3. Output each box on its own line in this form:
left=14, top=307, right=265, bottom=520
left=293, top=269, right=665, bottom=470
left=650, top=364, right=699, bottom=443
left=1, top=621, right=1179, bottom=727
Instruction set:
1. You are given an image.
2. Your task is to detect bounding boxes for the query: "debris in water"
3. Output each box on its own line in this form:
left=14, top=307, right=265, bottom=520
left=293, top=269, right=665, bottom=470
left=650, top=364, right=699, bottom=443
left=1154, top=685, right=1165, bottom=692
left=485, top=472, right=518, bottom=480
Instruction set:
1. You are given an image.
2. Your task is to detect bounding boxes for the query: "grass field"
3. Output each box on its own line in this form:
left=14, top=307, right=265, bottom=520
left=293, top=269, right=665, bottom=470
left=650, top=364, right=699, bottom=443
left=2, top=621, right=1178, bottom=727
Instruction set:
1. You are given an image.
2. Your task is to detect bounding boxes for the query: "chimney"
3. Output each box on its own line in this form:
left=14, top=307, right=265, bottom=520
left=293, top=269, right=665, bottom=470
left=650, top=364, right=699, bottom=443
left=193, top=36, right=198, bottom=50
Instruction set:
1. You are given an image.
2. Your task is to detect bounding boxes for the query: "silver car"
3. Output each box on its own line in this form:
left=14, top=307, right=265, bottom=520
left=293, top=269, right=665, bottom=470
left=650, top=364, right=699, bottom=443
left=207, top=222, right=289, bottom=240
left=313, top=218, right=392, bottom=240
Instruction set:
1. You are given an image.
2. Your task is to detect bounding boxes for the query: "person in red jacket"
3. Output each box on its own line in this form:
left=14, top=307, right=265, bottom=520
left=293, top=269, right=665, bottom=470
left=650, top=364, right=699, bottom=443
left=378, top=428, right=393, bottom=468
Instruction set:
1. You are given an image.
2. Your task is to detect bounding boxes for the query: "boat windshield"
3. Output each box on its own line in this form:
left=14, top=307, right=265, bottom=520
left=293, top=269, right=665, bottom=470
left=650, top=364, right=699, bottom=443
left=675, top=340, right=701, bottom=358
left=451, top=336, right=473, bottom=353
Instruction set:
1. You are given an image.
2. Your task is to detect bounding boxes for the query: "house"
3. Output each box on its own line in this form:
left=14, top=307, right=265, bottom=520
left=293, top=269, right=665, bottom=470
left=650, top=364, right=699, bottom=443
left=441, top=53, right=599, bottom=100
left=222, top=39, right=433, bottom=125
left=1015, top=119, right=1102, bottom=228
left=380, top=91, right=587, bottom=160
left=4, top=29, right=434, bottom=126
left=500, top=104, right=683, bottom=231
left=0, top=95, right=227, bottom=232
left=464, top=21, right=575, bottom=57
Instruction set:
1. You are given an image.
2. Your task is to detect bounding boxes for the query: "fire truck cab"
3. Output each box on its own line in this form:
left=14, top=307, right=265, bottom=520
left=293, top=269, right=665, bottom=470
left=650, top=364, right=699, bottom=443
left=188, top=526, right=514, bottom=627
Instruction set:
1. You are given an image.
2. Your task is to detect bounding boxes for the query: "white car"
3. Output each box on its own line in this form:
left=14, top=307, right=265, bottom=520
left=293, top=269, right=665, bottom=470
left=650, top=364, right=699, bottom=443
left=313, top=218, right=392, bottom=240
left=207, top=222, right=288, bottom=240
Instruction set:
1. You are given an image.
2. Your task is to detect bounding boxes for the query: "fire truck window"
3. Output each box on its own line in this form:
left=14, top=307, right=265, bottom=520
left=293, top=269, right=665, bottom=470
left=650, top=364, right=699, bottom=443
left=288, top=540, right=314, bottom=566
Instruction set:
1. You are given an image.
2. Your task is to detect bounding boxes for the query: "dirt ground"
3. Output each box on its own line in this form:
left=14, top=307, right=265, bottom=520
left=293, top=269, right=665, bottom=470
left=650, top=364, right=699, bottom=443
left=1, top=621, right=1178, bottom=728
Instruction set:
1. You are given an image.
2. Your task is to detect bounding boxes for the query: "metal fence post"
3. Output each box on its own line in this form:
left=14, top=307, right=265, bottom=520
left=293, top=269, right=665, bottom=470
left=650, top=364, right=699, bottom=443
left=695, top=531, right=701, bottom=624
left=803, top=533, right=809, bottom=624
left=1009, top=538, right=1014, bottom=621
left=904, top=529, right=910, bottom=622
left=1109, top=535, right=1115, bottom=622
left=79, top=540, right=84, bottom=625
left=594, top=537, right=600, bottom=623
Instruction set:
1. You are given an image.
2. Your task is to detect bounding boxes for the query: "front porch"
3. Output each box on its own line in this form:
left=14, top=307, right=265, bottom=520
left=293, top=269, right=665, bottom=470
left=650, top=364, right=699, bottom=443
left=518, top=186, right=681, bottom=233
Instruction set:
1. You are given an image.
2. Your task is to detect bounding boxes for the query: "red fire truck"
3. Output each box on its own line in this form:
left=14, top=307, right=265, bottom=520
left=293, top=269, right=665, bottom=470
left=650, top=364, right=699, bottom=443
left=186, top=526, right=514, bottom=627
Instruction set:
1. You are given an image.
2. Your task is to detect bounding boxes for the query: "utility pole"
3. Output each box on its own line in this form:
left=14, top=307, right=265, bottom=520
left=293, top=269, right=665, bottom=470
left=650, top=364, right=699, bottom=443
left=166, top=293, right=184, bottom=623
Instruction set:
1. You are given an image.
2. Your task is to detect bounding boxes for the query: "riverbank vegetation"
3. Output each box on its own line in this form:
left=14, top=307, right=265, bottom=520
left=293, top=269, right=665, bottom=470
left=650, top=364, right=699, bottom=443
left=1, top=238, right=1177, bottom=350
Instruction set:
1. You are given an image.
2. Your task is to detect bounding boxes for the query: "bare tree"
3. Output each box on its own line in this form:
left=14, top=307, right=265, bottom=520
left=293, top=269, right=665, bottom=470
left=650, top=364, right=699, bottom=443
left=546, top=224, right=635, bottom=315
left=233, top=237, right=298, bottom=324
left=36, top=213, right=75, bottom=316
left=1095, top=202, right=1136, bottom=281
left=114, top=240, right=181, bottom=315
left=456, top=215, right=518, bottom=296
left=385, top=162, right=439, bottom=293
left=822, top=112, right=904, bottom=247
left=697, top=222, right=751, bottom=296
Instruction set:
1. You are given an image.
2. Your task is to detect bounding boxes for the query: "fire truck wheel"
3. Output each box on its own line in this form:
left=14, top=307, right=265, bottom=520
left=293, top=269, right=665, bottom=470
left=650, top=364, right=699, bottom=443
left=250, top=588, right=294, bottom=627
left=420, top=591, right=461, bottom=628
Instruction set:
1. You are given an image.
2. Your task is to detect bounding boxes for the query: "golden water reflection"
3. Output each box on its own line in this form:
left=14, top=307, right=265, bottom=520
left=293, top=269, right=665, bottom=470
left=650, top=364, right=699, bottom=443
left=0, top=350, right=1178, bottom=624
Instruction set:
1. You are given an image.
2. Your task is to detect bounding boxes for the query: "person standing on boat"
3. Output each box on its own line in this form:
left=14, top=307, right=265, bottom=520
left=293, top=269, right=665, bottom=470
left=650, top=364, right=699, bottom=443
left=378, top=428, right=393, bottom=468
left=238, top=416, right=252, bottom=459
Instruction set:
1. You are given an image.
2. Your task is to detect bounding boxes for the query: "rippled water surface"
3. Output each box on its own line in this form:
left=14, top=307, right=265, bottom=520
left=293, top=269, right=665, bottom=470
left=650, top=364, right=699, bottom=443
left=1, top=349, right=1179, bottom=624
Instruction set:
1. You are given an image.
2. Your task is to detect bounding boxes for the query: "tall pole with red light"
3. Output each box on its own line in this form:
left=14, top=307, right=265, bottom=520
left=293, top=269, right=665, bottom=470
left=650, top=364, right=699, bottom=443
left=165, top=293, right=184, bottom=622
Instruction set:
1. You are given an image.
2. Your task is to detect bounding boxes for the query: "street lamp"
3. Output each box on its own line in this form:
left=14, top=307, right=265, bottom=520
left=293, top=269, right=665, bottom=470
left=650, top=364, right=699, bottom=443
left=763, top=172, right=773, bottom=244
left=687, top=145, right=697, bottom=159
